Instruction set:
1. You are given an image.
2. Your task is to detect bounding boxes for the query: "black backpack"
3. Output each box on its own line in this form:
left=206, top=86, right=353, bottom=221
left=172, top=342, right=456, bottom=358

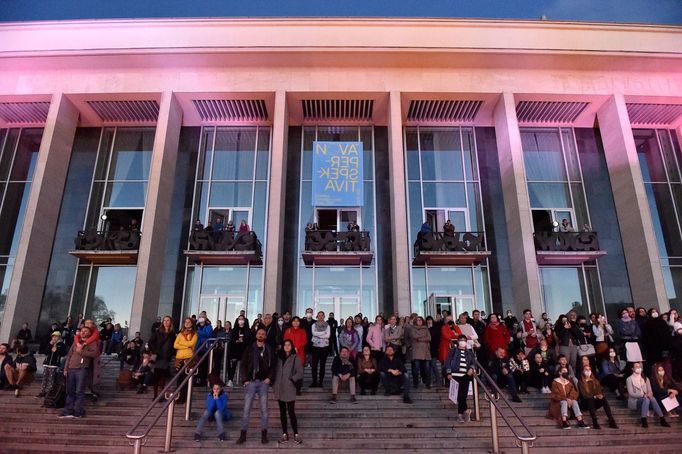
left=43, top=373, right=66, bottom=408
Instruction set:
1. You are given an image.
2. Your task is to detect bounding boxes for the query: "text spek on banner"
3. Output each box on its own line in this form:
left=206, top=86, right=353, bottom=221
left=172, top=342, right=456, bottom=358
left=312, top=141, right=364, bottom=206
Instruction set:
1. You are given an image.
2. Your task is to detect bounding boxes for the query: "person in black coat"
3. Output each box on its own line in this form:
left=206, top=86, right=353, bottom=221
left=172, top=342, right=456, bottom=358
left=228, top=317, right=252, bottom=387
left=378, top=345, right=412, bottom=403
left=148, top=316, right=176, bottom=399
left=426, top=316, right=441, bottom=384
left=642, top=308, right=671, bottom=374
left=327, top=313, right=339, bottom=356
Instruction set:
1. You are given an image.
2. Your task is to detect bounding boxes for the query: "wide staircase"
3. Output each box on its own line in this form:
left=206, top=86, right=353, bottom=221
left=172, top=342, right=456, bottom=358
left=1, top=354, right=680, bottom=453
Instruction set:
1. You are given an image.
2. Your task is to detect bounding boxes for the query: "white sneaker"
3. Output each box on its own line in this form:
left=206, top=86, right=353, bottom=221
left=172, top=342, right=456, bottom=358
left=227, top=380, right=233, bottom=388
left=542, top=387, right=551, bottom=394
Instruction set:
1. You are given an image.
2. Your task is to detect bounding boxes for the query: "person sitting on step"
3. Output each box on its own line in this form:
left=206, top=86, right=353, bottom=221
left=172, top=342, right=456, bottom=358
left=650, top=363, right=681, bottom=419
left=8, top=345, right=36, bottom=397
left=357, top=346, right=380, bottom=395
left=548, top=365, right=590, bottom=429
left=193, top=381, right=232, bottom=442
left=131, top=351, right=154, bottom=394
left=626, top=362, right=670, bottom=428
left=577, top=364, right=618, bottom=429
left=530, top=352, right=552, bottom=394
left=509, top=349, right=531, bottom=395
left=487, top=347, right=522, bottom=403
left=0, top=343, right=16, bottom=390
left=379, top=344, right=413, bottom=404
left=330, top=346, right=358, bottom=404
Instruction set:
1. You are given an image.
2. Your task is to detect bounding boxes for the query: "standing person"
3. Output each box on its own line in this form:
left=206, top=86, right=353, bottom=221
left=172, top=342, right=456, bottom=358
left=330, top=346, right=358, bottom=404
left=339, top=317, right=361, bottom=361
left=237, top=328, right=276, bottom=445
left=79, top=320, right=102, bottom=402
left=383, top=315, right=404, bottom=360
left=260, top=314, right=280, bottom=350
left=228, top=316, right=252, bottom=388
left=327, top=312, right=339, bottom=356
left=426, top=316, right=441, bottom=385
left=626, top=362, right=669, bottom=428
left=439, top=316, right=462, bottom=380
left=310, top=311, right=330, bottom=388
left=642, top=308, right=671, bottom=373
left=366, top=315, right=384, bottom=362
left=445, top=335, right=476, bottom=423
left=283, top=316, right=307, bottom=396
left=592, top=313, right=613, bottom=360
left=149, top=316, right=176, bottom=399
left=410, top=316, right=432, bottom=389
left=37, top=330, right=67, bottom=398
left=617, top=308, right=642, bottom=372
left=173, top=318, right=198, bottom=404
left=272, top=340, right=303, bottom=445
left=520, top=310, right=540, bottom=356
left=193, top=382, right=232, bottom=442
left=555, top=312, right=581, bottom=372
left=195, top=314, right=213, bottom=387
left=353, top=315, right=365, bottom=355
left=357, top=345, right=380, bottom=395
left=300, top=308, right=314, bottom=367
left=59, top=326, right=98, bottom=418
left=503, top=311, right=518, bottom=332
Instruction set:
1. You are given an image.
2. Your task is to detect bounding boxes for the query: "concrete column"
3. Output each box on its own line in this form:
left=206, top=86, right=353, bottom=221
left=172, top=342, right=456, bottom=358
left=597, top=94, right=668, bottom=311
left=493, top=92, right=543, bottom=316
left=387, top=91, right=411, bottom=316
left=0, top=93, right=79, bottom=343
left=263, top=90, right=288, bottom=315
left=129, top=92, right=182, bottom=336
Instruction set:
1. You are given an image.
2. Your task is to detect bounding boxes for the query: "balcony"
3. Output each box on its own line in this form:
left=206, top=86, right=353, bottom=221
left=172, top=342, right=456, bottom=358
left=412, top=231, right=490, bottom=266
left=184, top=229, right=262, bottom=265
left=534, top=231, right=606, bottom=265
left=69, top=230, right=140, bottom=264
left=302, top=230, right=373, bottom=266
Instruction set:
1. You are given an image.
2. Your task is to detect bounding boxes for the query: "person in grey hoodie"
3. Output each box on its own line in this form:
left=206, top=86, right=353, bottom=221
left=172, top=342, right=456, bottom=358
left=273, top=340, right=304, bottom=445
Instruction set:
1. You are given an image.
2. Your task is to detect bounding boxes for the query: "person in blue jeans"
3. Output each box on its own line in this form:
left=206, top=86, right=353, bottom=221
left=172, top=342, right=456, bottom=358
left=59, top=325, right=99, bottom=418
left=236, top=328, right=276, bottom=445
left=194, top=382, right=232, bottom=442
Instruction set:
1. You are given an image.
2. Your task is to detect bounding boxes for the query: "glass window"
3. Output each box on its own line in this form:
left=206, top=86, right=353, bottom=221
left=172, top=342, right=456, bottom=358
left=635, top=130, right=668, bottom=183
left=255, top=129, right=270, bottom=181
left=107, top=129, right=154, bottom=181
left=426, top=267, right=475, bottom=296
left=209, top=182, right=253, bottom=207
left=422, top=182, right=466, bottom=207
left=528, top=182, right=570, bottom=208
left=104, top=182, right=148, bottom=208
left=212, top=128, right=255, bottom=180
left=522, top=130, right=566, bottom=181
left=0, top=129, right=19, bottom=181
left=420, top=129, right=463, bottom=181
left=201, top=266, right=248, bottom=296
left=540, top=267, right=589, bottom=321
left=86, top=266, right=137, bottom=328
left=462, top=128, right=477, bottom=181
left=9, top=128, right=42, bottom=182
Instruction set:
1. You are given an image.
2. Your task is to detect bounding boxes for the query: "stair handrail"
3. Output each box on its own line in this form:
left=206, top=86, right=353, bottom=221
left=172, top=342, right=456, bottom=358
left=471, top=358, right=537, bottom=453
left=125, top=337, right=220, bottom=454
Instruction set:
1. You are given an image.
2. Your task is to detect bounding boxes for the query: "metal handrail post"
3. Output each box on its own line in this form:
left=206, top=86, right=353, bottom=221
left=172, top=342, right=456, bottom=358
left=521, top=440, right=530, bottom=454
left=132, top=439, right=141, bottom=454
left=472, top=376, right=480, bottom=421
left=163, top=398, right=176, bottom=453
left=489, top=401, right=500, bottom=454
left=184, top=373, right=194, bottom=421
left=221, top=346, right=229, bottom=383
left=208, top=348, right=214, bottom=382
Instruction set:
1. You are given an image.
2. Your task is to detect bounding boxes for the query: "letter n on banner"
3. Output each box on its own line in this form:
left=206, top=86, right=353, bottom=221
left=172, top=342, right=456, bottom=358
left=312, top=141, right=364, bottom=206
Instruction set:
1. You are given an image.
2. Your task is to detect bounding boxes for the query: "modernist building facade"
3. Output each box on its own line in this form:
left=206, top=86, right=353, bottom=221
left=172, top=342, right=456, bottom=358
left=0, top=18, right=681, bottom=342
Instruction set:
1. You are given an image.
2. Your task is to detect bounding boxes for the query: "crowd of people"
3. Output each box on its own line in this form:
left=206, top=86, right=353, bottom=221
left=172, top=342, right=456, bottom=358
left=1, top=304, right=681, bottom=443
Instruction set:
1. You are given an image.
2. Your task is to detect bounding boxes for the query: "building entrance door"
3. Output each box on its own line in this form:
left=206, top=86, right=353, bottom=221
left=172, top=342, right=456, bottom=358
left=199, top=295, right=246, bottom=326
left=314, top=292, right=361, bottom=322
left=426, top=294, right=476, bottom=318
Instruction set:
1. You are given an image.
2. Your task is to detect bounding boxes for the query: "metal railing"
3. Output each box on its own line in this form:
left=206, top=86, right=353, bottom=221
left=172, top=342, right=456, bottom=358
left=125, top=338, right=221, bottom=454
left=74, top=229, right=141, bottom=251
left=533, top=230, right=600, bottom=252
left=188, top=229, right=262, bottom=256
left=471, top=359, right=537, bottom=453
left=413, top=231, right=486, bottom=257
left=304, top=229, right=371, bottom=252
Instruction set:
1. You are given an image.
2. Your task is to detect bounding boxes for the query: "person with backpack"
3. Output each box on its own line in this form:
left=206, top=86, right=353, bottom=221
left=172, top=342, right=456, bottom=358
left=193, top=381, right=232, bottom=442
left=37, top=331, right=67, bottom=399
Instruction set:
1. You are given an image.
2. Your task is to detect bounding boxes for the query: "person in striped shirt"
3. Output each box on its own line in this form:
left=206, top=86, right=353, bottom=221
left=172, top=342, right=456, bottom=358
left=445, top=334, right=476, bottom=423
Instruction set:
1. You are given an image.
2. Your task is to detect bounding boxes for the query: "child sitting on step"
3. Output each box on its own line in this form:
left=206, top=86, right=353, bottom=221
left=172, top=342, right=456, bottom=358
left=193, top=381, right=232, bottom=442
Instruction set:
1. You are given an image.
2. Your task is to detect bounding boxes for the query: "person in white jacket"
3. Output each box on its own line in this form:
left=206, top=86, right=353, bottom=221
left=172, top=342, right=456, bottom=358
left=310, top=311, right=330, bottom=388
left=457, top=313, right=479, bottom=351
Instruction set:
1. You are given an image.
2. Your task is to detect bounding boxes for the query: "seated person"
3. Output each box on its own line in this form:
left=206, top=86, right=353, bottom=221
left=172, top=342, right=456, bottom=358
left=132, top=351, right=154, bottom=394
left=378, top=344, right=412, bottom=404
left=529, top=338, right=556, bottom=374
left=509, top=350, right=531, bottom=395
left=120, top=340, right=141, bottom=370
left=330, top=347, right=357, bottom=404
left=548, top=365, right=589, bottom=429
left=626, top=362, right=670, bottom=428
left=9, top=346, right=37, bottom=396
left=37, top=331, right=67, bottom=398
left=0, top=343, right=15, bottom=390
left=555, top=354, right=577, bottom=387
left=193, top=382, right=232, bottom=442
left=530, top=352, right=552, bottom=394
left=578, top=365, right=618, bottom=429
left=487, top=347, right=522, bottom=402
left=357, top=346, right=379, bottom=395
left=651, top=363, right=681, bottom=418
left=598, top=347, right=626, bottom=399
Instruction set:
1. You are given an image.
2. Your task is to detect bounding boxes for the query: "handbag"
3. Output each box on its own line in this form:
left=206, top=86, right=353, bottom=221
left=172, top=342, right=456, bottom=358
left=577, top=343, right=596, bottom=357
left=625, top=342, right=644, bottom=362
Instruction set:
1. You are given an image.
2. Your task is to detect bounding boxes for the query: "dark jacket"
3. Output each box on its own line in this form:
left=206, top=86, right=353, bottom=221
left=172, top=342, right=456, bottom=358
left=555, top=321, right=581, bottom=347
left=642, top=318, right=671, bottom=364
left=65, top=341, right=98, bottom=371
left=327, top=318, right=339, bottom=340
left=43, top=341, right=67, bottom=367
left=259, top=322, right=281, bottom=350
left=230, top=326, right=252, bottom=360
left=240, top=342, right=276, bottom=384
left=445, top=347, right=476, bottom=376
left=14, top=352, right=37, bottom=373
left=428, top=324, right=440, bottom=359
left=331, top=355, right=357, bottom=377
left=487, top=356, right=511, bottom=378
left=378, top=354, right=406, bottom=375
left=149, top=330, right=176, bottom=370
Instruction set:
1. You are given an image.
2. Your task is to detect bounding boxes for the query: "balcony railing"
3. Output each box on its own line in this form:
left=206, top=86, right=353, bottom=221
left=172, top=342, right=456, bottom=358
left=534, top=231, right=606, bottom=264
left=184, top=229, right=262, bottom=265
left=302, top=230, right=372, bottom=265
left=413, top=231, right=490, bottom=265
left=70, top=229, right=140, bottom=264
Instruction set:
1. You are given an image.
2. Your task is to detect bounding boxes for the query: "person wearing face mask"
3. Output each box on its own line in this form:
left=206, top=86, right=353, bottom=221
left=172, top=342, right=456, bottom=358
left=227, top=316, right=252, bottom=388
left=277, top=318, right=285, bottom=346
left=650, top=363, right=681, bottom=418
left=194, top=314, right=213, bottom=387
left=503, top=310, right=518, bottom=332
left=446, top=335, right=476, bottom=423
left=598, top=347, right=627, bottom=399
left=667, top=309, right=681, bottom=335
left=310, top=311, right=330, bottom=388
left=548, top=366, right=589, bottom=429
left=300, top=308, right=314, bottom=366
left=671, top=326, right=682, bottom=382
left=617, top=308, right=642, bottom=369
left=626, top=362, right=670, bottom=428
left=327, top=312, right=339, bottom=356
left=555, top=311, right=581, bottom=373
left=591, top=313, right=613, bottom=360
left=642, top=308, right=671, bottom=374
left=578, top=365, right=618, bottom=429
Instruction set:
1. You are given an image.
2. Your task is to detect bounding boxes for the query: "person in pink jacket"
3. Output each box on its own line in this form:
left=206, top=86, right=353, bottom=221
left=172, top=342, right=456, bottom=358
left=366, top=316, right=385, bottom=361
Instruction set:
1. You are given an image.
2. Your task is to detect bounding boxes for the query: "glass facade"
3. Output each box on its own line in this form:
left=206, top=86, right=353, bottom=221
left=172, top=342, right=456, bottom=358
left=295, top=126, right=378, bottom=320
left=522, top=127, right=604, bottom=321
left=182, top=126, right=270, bottom=324
left=635, top=129, right=682, bottom=312
left=0, top=128, right=43, bottom=329
left=405, top=126, right=491, bottom=316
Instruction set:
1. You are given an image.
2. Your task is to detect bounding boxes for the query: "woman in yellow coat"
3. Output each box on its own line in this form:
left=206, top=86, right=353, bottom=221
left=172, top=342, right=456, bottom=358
left=173, top=317, right=198, bottom=403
